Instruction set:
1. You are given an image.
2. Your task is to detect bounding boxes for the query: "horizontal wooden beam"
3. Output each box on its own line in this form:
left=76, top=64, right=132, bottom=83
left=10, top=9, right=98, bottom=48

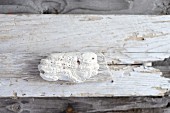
left=0, top=0, right=169, bottom=14
left=0, top=97, right=169, bottom=113
left=0, top=15, right=170, bottom=97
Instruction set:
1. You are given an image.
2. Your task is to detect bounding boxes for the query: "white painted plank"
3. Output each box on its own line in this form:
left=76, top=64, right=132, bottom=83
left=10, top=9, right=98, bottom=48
left=0, top=66, right=169, bottom=97
left=0, top=15, right=170, bottom=97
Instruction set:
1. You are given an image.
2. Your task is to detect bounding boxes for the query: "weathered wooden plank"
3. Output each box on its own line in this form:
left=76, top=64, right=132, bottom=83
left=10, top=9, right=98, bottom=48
left=0, top=15, right=170, bottom=97
left=0, top=97, right=169, bottom=113
left=0, top=0, right=170, bottom=14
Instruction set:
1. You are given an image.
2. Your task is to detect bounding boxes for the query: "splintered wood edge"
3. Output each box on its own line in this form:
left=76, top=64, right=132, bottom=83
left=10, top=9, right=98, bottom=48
left=0, top=15, right=170, bottom=97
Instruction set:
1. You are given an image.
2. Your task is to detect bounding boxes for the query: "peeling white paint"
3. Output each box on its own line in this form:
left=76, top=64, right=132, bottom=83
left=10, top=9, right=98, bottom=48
left=0, top=15, right=170, bottom=97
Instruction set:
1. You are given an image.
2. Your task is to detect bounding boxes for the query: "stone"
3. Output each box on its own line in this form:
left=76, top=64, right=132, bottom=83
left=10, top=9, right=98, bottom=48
left=38, top=52, right=100, bottom=83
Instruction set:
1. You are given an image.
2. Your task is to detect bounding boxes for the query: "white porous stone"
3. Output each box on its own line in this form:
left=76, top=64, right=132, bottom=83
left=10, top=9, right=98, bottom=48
left=38, top=52, right=100, bottom=83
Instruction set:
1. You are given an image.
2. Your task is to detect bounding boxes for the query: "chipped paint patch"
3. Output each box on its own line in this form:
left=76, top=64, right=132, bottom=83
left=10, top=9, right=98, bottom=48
left=79, top=16, right=103, bottom=21
left=0, top=35, right=14, bottom=42
left=152, top=87, right=169, bottom=96
left=125, top=32, right=169, bottom=41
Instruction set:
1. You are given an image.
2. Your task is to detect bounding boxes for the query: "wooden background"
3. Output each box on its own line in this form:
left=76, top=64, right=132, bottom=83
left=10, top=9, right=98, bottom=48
left=0, top=0, right=169, bottom=14
left=0, top=97, right=170, bottom=113
left=0, top=0, right=170, bottom=113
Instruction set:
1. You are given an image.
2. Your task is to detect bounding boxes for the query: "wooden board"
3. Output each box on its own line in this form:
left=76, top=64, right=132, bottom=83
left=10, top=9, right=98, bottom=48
left=0, top=97, right=169, bottom=113
left=0, top=0, right=170, bottom=14
left=0, top=15, right=170, bottom=97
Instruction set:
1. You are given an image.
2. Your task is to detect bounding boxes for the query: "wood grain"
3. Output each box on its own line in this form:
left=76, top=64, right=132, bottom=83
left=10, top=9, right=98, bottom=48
left=0, top=0, right=169, bottom=14
left=0, top=97, right=169, bottom=113
left=0, top=15, right=170, bottom=97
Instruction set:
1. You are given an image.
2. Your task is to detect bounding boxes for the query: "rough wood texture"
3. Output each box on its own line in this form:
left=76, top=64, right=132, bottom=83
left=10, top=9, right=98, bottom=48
left=0, top=15, right=170, bottom=97
left=0, top=97, right=169, bottom=113
left=0, top=0, right=170, bottom=14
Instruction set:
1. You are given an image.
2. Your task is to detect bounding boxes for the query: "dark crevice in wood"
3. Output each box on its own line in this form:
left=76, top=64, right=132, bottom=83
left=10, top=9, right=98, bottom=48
left=108, top=63, right=143, bottom=66
left=152, top=57, right=170, bottom=66
left=153, top=57, right=170, bottom=78
left=42, top=8, right=59, bottom=14
left=166, top=102, right=170, bottom=107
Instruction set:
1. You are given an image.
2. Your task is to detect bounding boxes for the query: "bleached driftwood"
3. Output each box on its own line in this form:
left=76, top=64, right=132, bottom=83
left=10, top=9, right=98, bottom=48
left=0, top=15, right=170, bottom=97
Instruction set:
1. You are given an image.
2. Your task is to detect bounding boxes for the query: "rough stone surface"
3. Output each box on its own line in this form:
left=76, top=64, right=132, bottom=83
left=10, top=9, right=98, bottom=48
left=38, top=52, right=99, bottom=83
